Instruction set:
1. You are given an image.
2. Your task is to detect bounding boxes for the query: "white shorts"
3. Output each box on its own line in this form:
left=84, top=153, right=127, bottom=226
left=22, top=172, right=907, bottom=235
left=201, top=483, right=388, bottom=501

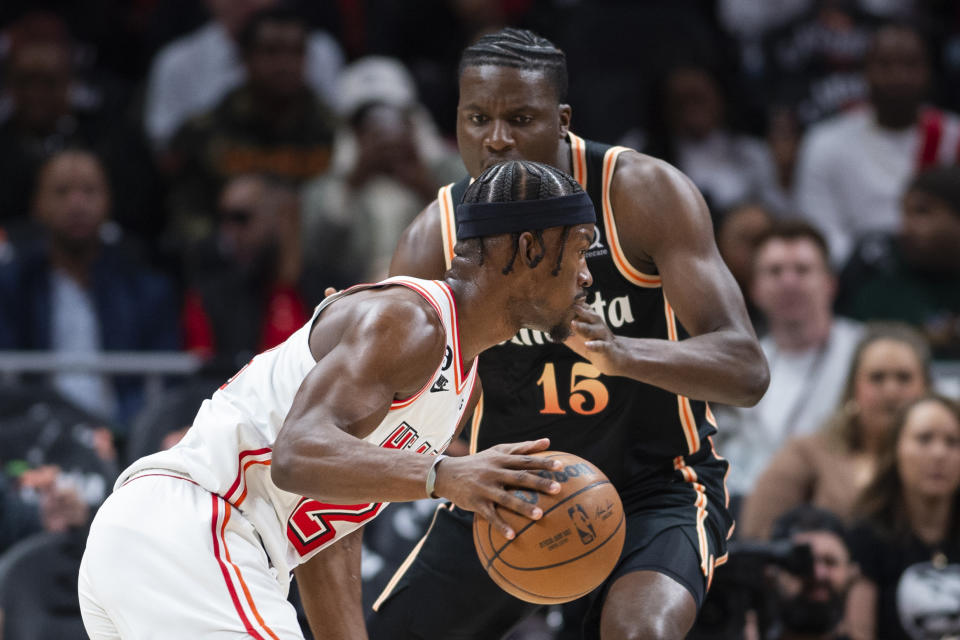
left=78, top=473, right=304, bottom=639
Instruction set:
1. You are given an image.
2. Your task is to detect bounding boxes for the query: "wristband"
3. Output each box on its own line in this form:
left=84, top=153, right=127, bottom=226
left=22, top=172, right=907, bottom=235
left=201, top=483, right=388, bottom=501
left=425, top=455, right=448, bottom=499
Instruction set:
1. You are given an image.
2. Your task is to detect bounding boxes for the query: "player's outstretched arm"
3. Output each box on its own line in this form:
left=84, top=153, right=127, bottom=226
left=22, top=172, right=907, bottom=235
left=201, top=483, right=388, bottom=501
left=293, top=528, right=366, bottom=640
left=389, top=200, right=448, bottom=279
left=565, top=153, right=769, bottom=406
left=271, top=291, right=561, bottom=539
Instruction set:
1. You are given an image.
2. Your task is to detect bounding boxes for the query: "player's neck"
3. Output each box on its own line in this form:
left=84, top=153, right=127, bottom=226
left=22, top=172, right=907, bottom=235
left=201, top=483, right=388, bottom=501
left=444, top=274, right=516, bottom=363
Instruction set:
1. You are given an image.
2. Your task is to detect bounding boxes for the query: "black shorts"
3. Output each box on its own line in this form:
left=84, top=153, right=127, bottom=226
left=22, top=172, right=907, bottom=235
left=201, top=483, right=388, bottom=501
left=366, top=446, right=731, bottom=640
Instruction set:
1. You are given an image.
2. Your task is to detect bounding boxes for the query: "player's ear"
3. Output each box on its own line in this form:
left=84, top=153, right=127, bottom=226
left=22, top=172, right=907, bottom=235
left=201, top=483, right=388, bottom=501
left=558, top=104, right=571, bottom=139
left=517, top=231, right=545, bottom=268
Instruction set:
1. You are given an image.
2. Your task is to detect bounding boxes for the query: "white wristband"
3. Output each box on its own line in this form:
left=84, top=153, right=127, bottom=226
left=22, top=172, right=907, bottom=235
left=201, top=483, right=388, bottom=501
left=425, top=455, right=448, bottom=499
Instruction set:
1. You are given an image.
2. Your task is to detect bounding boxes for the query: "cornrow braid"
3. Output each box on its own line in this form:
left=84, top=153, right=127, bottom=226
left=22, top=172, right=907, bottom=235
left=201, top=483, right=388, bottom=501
left=458, top=27, right=568, bottom=102
left=459, top=160, right=585, bottom=276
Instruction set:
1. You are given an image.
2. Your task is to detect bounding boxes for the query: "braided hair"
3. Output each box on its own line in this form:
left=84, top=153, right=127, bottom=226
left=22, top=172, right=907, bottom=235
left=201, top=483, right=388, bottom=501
left=456, top=160, right=584, bottom=275
left=458, top=27, right=568, bottom=102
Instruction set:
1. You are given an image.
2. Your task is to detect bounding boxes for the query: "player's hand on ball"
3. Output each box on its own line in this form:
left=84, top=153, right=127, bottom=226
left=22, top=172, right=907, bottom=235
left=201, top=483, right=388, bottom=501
left=433, top=438, right=563, bottom=540
left=564, top=304, right=623, bottom=376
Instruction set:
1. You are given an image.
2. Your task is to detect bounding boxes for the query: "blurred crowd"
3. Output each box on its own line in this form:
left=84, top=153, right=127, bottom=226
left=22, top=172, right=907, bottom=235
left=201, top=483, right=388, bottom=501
left=0, top=1, right=958, bottom=639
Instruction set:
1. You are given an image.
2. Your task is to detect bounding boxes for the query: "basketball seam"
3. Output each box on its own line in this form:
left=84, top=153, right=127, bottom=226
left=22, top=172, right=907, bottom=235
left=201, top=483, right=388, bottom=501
left=493, top=512, right=625, bottom=572
left=483, top=479, right=612, bottom=568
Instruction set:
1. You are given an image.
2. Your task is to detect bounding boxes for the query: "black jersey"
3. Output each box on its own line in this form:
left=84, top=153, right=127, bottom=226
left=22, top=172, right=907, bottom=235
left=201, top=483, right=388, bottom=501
left=438, top=134, right=721, bottom=501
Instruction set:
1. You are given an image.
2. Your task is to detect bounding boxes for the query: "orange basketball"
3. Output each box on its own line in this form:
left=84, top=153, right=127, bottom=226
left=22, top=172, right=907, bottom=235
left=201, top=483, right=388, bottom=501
left=473, top=451, right=625, bottom=604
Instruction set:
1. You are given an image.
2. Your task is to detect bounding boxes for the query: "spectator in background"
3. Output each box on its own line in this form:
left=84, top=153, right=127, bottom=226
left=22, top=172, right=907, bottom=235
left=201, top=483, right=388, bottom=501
left=144, top=0, right=343, bottom=151
left=847, top=394, right=960, bottom=640
left=765, top=506, right=860, bottom=640
left=714, top=221, right=864, bottom=499
left=739, top=323, right=931, bottom=539
left=838, top=165, right=960, bottom=358
left=637, top=64, right=788, bottom=215
left=716, top=202, right=775, bottom=330
left=0, top=12, right=164, bottom=247
left=794, top=23, right=960, bottom=268
left=182, top=174, right=337, bottom=375
left=0, top=150, right=179, bottom=429
left=300, top=58, right=464, bottom=283
left=163, top=7, right=336, bottom=247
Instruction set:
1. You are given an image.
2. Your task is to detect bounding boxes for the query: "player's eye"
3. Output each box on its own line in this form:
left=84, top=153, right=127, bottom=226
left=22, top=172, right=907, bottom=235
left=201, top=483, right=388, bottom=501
left=469, top=114, right=488, bottom=124
left=512, top=115, right=533, bottom=125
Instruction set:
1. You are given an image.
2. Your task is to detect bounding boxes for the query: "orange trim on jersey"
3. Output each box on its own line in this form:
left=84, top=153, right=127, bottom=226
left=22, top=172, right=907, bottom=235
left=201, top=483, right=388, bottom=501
left=469, top=392, right=484, bottom=455
left=233, top=459, right=272, bottom=506
left=673, top=456, right=711, bottom=578
left=664, top=299, right=700, bottom=454
left=221, top=502, right=281, bottom=640
left=373, top=503, right=446, bottom=612
left=438, top=185, right=457, bottom=271
left=568, top=132, right=588, bottom=189
left=705, top=402, right=717, bottom=427
left=708, top=436, right=735, bottom=537
left=225, top=448, right=272, bottom=505
left=600, top=147, right=662, bottom=288
left=436, top=282, right=473, bottom=394
left=387, top=279, right=448, bottom=409
left=211, top=496, right=269, bottom=640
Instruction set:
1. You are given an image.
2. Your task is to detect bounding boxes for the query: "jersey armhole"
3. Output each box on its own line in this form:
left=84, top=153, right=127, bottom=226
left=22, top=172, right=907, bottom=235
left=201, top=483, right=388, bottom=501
left=601, top=147, right=662, bottom=288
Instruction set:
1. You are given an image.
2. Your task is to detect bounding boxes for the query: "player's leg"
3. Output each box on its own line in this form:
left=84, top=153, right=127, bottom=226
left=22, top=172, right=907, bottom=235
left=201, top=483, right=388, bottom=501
left=596, top=529, right=703, bottom=640
left=582, top=446, right=732, bottom=640
left=367, top=503, right=539, bottom=639
left=79, top=474, right=304, bottom=639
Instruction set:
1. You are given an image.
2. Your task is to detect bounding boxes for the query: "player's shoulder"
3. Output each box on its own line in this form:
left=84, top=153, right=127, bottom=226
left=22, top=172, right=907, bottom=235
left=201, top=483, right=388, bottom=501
left=345, top=285, right=447, bottom=361
left=610, top=149, right=701, bottom=210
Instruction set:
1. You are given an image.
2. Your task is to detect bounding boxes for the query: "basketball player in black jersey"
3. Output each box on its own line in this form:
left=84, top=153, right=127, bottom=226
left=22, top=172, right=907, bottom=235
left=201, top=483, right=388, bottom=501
left=358, top=29, right=769, bottom=640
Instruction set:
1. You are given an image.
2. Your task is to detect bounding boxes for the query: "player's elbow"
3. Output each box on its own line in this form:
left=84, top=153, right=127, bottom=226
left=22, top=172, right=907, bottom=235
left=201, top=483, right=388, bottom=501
left=270, top=438, right=302, bottom=494
left=736, top=341, right=770, bottom=407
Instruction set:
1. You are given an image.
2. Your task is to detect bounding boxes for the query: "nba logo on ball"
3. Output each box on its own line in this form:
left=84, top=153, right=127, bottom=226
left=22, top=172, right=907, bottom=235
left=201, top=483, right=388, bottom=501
left=473, top=451, right=626, bottom=604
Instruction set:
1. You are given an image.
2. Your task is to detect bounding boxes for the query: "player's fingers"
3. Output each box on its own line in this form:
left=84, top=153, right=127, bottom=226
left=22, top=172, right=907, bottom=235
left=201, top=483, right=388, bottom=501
left=481, top=504, right=517, bottom=540
left=323, top=286, right=338, bottom=298
left=502, top=438, right=552, bottom=455
left=508, top=469, right=562, bottom=495
left=571, top=320, right=604, bottom=339
left=492, top=491, right=544, bottom=522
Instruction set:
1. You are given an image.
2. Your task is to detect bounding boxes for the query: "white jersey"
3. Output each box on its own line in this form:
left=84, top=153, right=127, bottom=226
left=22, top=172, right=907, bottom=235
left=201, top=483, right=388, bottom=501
left=119, top=276, right=478, bottom=588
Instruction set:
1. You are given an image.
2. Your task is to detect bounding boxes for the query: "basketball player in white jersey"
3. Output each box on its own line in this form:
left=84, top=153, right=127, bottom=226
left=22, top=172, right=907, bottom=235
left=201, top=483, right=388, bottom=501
left=78, top=160, right=595, bottom=639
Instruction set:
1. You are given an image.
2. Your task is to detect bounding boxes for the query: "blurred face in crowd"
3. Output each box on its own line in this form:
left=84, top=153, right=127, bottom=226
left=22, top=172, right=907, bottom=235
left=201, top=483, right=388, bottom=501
left=866, top=26, right=929, bottom=126
left=217, top=175, right=275, bottom=269
left=665, top=67, right=723, bottom=140
left=8, top=41, right=71, bottom=133
left=751, top=237, right=834, bottom=328
left=900, top=189, right=960, bottom=272
left=206, top=0, right=276, bottom=36
left=853, top=339, right=928, bottom=445
left=897, top=399, right=960, bottom=500
left=34, top=151, right=110, bottom=253
left=775, top=530, right=856, bottom=635
left=354, top=104, right=418, bottom=176
left=244, top=20, right=307, bottom=100
left=457, top=65, right=570, bottom=179
left=717, top=204, right=774, bottom=292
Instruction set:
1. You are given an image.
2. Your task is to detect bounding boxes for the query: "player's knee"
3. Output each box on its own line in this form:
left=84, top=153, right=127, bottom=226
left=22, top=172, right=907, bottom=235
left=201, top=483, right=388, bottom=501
left=602, top=610, right=690, bottom=640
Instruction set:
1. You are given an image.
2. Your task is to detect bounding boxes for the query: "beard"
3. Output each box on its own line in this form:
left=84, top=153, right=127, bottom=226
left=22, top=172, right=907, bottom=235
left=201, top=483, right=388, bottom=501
left=548, top=322, right=571, bottom=343
left=778, top=588, right=846, bottom=635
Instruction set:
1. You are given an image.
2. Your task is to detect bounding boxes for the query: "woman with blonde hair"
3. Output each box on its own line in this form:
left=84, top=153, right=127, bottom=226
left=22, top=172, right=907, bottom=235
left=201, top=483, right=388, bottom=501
left=738, top=323, right=931, bottom=539
left=846, top=394, right=960, bottom=640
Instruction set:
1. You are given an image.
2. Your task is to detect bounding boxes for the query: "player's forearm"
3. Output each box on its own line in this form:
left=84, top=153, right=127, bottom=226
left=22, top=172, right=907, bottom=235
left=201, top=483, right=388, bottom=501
left=294, top=529, right=368, bottom=640
left=612, top=331, right=769, bottom=406
left=272, top=428, right=437, bottom=504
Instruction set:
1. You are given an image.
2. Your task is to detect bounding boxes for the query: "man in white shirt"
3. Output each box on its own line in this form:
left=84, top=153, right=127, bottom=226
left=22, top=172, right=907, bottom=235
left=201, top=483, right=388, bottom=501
left=714, top=221, right=863, bottom=497
left=794, top=23, right=960, bottom=268
left=144, top=0, right=343, bottom=151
